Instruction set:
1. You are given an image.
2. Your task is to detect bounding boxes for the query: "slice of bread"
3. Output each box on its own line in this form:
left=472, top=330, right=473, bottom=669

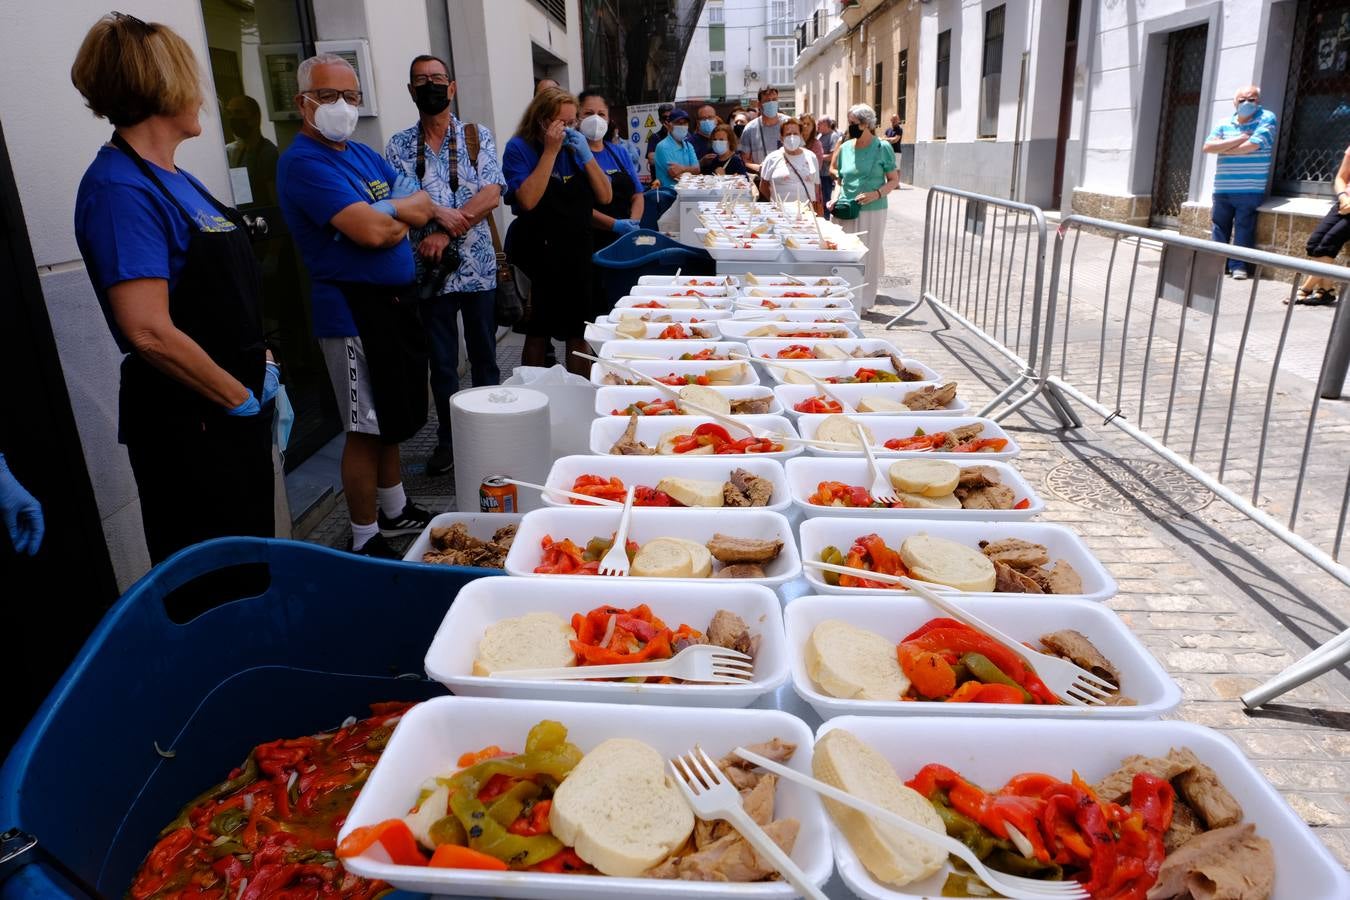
left=472, top=612, right=577, bottom=676
left=658, top=429, right=715, bottom=455
left=812, top=729, right=947, bottom=887
left=678, top=385, right=731, bottom=416
left=657, top=477, right=725, bottom=508
left=783, top=368, right=815, bottom=384
left=670, top=538, right=714, bottom=577
left=616, top=320, right=647, bottom=340
left=805, top=619, right=909, bottom=700
left=549, top=738, right=694, bottom=876
left=631, top=538, right=695, bottom=578
left=899, top=533, right=997, bottom=592
left=813, top=342, right=850, bottom=360
left=888, top=459, right=960, bottom=497
left=815, top=414, right=873, bottom=447
left=893, top=490, right=961, bottom=510
left=706, top=363, right=747, bottom=384
left=856, top=395, right=908, bottom=413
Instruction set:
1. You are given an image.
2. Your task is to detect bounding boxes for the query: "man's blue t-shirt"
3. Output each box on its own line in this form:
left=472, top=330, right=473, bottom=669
left=501, top=136, right=585, bottom=215
left=277, top=133, right=415, bottom=337
left=654, top=135, right=698, bottom=181
left=75, top=145, right=237, bottom=354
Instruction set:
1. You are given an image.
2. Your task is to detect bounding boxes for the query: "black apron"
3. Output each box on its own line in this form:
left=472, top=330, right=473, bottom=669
left=589, top=145, right=639, bottom=319
left=511, top=154, right=596, bottom=339
left=110, top=133, right=273, bottom=563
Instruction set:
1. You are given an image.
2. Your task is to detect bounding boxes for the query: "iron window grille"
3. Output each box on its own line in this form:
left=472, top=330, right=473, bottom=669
left=979, top=5, right=1005, bottom=138
left=1275, top=0, right=1350, bottom=196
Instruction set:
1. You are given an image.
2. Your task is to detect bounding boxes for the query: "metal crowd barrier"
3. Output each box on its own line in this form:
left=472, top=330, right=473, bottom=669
left=894, top=187, right=1350, bottom=707
left=885, top=186, right=1079, bottom=427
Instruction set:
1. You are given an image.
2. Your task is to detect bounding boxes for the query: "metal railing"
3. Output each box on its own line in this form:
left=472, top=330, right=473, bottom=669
left=886, top=186, right=1078, bottom=427
left=894, top=187, right=1350, bottom=706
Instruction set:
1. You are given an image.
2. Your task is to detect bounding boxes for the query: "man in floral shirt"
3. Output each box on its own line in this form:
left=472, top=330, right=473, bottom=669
left=386, top=54, right=505, bottom=476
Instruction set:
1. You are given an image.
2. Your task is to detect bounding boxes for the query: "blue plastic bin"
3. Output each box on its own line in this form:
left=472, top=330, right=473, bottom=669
left=0, top=538, right=498, bottom=898
left=638, top=187, right=677, bottom=230
left=591, top=230, right=716, bottom=311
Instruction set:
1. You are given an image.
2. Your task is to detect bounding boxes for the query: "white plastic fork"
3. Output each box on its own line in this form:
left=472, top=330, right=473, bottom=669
left=670, top=748, right=829, bottom=900
left=596, top=486, right=636, bottom=577
left=898, top=575, right=1119, bottom=706
left=733, top=354, right=856, bottom=412
left=492, top=643, right=754, bottom=683
left=500, top=478, right=622, bottom=508
left=733, top=748, right=1090, bottom=900
left=858, top=422, right=901, bottom=505
left=802, top=559, right=958, bottom=593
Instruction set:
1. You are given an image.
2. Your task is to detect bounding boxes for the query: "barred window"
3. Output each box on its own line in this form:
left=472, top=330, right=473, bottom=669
left=1275, top=0, right=1350, bottom=195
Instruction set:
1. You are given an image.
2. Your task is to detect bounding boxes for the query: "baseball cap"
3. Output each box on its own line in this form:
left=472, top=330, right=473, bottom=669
left=668, top=109, right=690, bottom=123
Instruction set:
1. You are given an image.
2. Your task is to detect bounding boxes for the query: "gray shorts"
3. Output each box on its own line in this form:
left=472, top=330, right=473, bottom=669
left=320, top=336, right=381, bottom=435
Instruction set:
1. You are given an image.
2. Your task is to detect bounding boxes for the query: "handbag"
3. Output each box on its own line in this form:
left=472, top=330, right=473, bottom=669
left=832, top=197, right=862, bottom=220
left=464, top=123, right=525, bottom=327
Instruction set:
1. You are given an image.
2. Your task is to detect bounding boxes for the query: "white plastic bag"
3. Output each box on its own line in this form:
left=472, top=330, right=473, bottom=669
left=502, top=365, right=596, bottom=458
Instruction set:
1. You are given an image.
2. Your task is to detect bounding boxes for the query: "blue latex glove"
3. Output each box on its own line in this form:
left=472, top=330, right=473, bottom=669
left=391, top=174, right=421, bottom=199
left=371, top=199, right=397, bottom=217
left=611, top=219, right=640, bottom=234
left=0, top=453, right=44, bottom=556
left=228, top=389, right=261, bottom=417
left=261, top=362, right=281, bottom=404
left=563, top=128, right=594, bottom=164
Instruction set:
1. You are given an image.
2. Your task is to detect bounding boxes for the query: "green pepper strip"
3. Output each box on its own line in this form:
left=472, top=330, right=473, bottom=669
left=160, top=755, right=260, bottom=836
left=488, top=781, right=541, bottom=827
left=429, top=814, right=468, bottom=848
left=961, top=653, right=1035, bottom=703
left=819, top=546, right=843, bottom=586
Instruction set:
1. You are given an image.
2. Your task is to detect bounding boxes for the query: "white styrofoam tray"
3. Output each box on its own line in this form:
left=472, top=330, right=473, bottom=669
left=603, top=308, right=732, bottom=325
left=742, top=274, right=851, bottom=287
left=816, top=715, right=1350, bottom=900
left=589, top=414, right=804, bottom=462
left=339, top=696, right=833, bottom=898
left=792, top=414, right=1018, bottom=459
left=504, top=507, right=802, bottom=587
left=717, top=320, right=859, bottom=340
left=785, top=243, right=867, bottom=263
left=401, top=512, right=524, bottom=564
left=730, top=309, right=862, bottom=324
left=784, top=594, right=1176, bottom=719
left=612, top=295, right=733, bottom=310
left=739, top=285, right=856, bottom=298
left=589, top=358, right=760, bottom=387
left=796, top=518, right=1112, bottom=599
left=584, top=321, right=723, bottom=343
left=706, top=244, right=787, bottom=262
left=774, top=381, right=964, bottom=414
left=628, top=283, right=739, bottom=297
left=788, top=459, right=1044, bottom=522
left=542, top=454, right=791, bottom=514
left=762, top=360, right=943, bottom=386
left=636, top=274, right=741, bottom=287
left=426, top=577, right=789, bottom=706
left=735, top=296, right=855, bottom=311
left=597, top=340, right=748, bottom=361
left=595, top=384, right=783, bottom=417
left=746, top=338, right=903, bottom=360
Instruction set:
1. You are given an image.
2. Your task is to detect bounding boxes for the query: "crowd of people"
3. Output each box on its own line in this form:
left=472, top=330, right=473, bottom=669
left=37, top=13, right=914, bottom=565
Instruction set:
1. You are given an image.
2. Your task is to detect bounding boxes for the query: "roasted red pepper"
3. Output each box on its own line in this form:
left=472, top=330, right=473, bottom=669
left=336, top=819, right=427, bottom=867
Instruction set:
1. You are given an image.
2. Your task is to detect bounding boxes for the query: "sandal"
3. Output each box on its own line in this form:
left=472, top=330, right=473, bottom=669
left=1310, top=289, right=1339, bottom=306
left=1290, top=288, right=1313, bottom=305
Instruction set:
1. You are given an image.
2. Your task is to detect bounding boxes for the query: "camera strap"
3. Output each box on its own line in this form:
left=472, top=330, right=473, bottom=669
left=416, top=119, right=460, bottom=202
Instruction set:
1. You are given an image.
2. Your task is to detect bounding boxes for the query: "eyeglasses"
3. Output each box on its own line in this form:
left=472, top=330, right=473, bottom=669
left=411, top=74, right=451, bottom=86
left=304, top=88, right=363, bottom=106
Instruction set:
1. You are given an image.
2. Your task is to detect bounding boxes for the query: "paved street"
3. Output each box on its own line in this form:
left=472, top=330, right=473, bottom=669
left=304, top=186, right=1350, bottom=867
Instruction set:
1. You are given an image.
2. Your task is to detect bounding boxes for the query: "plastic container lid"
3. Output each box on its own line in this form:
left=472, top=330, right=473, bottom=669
left=450, top=386, right=548, bottom=416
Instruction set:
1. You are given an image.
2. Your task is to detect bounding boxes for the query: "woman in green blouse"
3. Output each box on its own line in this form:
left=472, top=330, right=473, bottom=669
left=830, top=103, right=900, bottom=310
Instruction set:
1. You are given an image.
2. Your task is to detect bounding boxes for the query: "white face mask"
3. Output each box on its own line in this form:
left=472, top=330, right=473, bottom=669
left=306, top=96, right=359, bottom=142
left=579, top=114, right=608, bottom=141
left=782, top=134, right=804, bottom=151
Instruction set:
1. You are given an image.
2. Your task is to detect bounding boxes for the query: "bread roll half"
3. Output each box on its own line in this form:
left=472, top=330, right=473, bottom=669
left=888, top=459, right=960, bottom=497
left=899, top=533, right=997, bottom=592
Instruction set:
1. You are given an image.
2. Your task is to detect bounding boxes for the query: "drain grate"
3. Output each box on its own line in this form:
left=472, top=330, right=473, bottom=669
left=1045, top=457, right=1215, bottom=517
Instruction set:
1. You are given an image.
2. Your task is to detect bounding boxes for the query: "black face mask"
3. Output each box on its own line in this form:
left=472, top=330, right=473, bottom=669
left=413, top=82, right=450, bottom=116
left=733, top=123, right=746, bottom=137
left=848, top=123, right=863, bottom=140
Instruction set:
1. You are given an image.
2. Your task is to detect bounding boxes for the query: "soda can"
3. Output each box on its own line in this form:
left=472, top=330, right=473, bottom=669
left=480, top=475, right=517, bottom=513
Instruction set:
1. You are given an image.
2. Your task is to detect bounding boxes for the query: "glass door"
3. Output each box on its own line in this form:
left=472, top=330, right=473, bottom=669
left=200, top=0, right=338, bottom=470
left=1150, top=24, right=1209, bottom=227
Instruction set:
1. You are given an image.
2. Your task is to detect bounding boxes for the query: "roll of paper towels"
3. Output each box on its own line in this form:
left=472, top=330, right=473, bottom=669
left=450, top=387, right=551, bottom=513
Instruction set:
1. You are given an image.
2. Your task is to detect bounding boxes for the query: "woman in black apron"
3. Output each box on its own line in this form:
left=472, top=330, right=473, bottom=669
left=579, top=91, right=645, bottom=320
left=72, top=14, right=274, bottom=564
left=502, top=88, right=613, bottom=376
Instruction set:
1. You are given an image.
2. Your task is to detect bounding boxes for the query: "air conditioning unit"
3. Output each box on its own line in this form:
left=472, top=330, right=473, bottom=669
left=747, top=70, right=759, bottom=80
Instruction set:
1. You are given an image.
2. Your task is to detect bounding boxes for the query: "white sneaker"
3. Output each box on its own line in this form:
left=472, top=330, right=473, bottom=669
left=1232, top=269, right=1249, bottom=281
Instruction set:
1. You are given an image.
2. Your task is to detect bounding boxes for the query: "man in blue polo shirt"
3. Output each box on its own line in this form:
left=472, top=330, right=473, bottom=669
left=1202, top=84, right=1278, bottom=281
left=654, top=109, right=700, bottom=186
left=278, top=53, right=438, bottom=557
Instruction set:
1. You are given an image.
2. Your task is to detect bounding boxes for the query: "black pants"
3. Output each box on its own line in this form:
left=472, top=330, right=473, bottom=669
left=1307, top=204, right=1350, bottom=259
left=126, top=414, right=274, bottom=565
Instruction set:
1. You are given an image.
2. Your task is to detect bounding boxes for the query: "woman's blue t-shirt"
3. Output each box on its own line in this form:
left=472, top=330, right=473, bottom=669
left=277, top=134, right=415, bottom=337
left=74, top=145, right=237, bottom=353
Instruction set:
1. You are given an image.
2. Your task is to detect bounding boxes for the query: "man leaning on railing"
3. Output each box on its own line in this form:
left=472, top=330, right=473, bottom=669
left=1202, top=84, right=1278, bottom=282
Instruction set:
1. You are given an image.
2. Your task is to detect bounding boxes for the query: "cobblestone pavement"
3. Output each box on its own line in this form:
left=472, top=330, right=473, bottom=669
left=304, top=190, right=1350, bottom=867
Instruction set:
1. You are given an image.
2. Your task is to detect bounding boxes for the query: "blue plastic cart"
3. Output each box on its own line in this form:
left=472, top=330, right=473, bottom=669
left=0, top=538, right=498, bottom=898
left=592, top=229, right=716, bottom=311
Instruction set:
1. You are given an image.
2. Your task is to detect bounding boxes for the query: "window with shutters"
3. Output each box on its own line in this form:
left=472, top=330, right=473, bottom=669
left=935, top=29, right=951, bottom=139
left=532, top=0, right=566, bottom=28
left=768, top=40, right=796, bottom=85
left=768, top=1, right=790, bottom=36
left=898, top=49, right=908, bottom=122
left=979, top=6, right=1005, bottom=138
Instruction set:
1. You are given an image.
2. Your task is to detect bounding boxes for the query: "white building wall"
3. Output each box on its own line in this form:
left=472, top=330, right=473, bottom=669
left=0, top=0, right=581, bottom=587
left=791, top=0, right=846, bottom=123
left=676, top=0, right=780, bottom=106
